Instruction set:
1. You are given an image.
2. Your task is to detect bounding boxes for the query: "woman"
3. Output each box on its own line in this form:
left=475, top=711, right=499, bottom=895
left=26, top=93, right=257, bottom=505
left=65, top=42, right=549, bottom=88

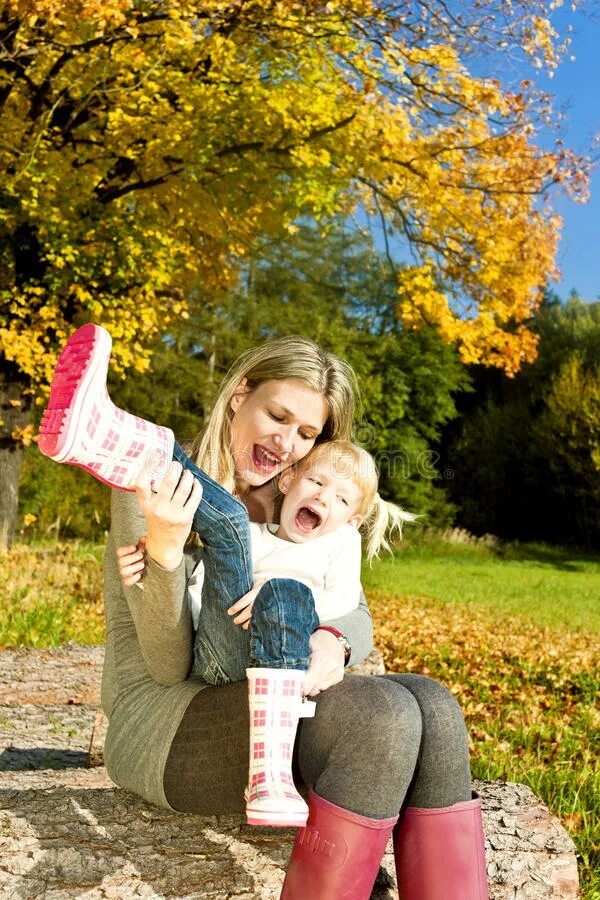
left=104, top=336, right=488, bottom=899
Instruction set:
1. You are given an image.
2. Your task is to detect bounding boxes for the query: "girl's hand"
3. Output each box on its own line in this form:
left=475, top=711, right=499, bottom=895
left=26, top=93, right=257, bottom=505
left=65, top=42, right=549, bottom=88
left=227, top=580, right=266, bottom=630
left=303, top=629, right=345, bottom=697
left=135, top=461, right=202, bottom=571
left=117, top=536, right=147, bottom=587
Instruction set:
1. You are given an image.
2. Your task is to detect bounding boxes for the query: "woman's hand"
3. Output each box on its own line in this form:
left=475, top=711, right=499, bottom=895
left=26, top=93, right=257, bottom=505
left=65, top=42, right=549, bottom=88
left=117, top=536, right=147, bottom=587
left=303, top=629, right=345, bottom=697
left=227, top=579, right=266, bottom=630
left=135, top=462, right=202, bottom=571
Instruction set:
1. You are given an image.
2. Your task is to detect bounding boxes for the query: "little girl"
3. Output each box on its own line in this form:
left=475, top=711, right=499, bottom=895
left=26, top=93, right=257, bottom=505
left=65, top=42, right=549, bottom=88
left=38, top=324, right=415, bottom=827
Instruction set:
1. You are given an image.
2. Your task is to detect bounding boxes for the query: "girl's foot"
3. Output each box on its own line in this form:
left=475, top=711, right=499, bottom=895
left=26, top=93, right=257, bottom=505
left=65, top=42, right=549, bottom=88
left=245, top=668, right=315, bottom=828
left=38, top=324, right=174, bottom=491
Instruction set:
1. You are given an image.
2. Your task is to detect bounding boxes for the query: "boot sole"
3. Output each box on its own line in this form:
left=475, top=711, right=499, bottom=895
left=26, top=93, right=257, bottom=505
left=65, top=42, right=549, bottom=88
left=246, top=809, right=308, bottom=827
left=38, top=324, right=112, bottom=462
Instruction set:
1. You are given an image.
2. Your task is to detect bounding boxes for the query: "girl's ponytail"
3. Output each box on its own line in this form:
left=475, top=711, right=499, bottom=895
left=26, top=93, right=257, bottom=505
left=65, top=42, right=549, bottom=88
left=362, top=493, right=418, bottom=561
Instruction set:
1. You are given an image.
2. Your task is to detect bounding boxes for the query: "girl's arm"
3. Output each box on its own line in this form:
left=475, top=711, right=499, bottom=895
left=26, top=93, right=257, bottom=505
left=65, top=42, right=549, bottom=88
left=108, top=488, right=196, bottom=685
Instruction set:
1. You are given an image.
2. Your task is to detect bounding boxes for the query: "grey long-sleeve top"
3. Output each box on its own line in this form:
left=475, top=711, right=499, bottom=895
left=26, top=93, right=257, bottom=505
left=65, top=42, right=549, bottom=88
left=101, top=489, right=374, bottom=809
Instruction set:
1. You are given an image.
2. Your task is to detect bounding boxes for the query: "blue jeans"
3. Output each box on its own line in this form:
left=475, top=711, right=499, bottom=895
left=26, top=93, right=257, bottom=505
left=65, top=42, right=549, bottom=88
left=172, top=443, right=319, bottom=685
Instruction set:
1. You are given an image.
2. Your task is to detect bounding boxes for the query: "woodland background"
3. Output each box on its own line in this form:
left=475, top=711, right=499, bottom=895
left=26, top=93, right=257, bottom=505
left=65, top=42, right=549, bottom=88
left=0, top=0, right=597, bottom=550
left=16, top=250, right=600, bottom=552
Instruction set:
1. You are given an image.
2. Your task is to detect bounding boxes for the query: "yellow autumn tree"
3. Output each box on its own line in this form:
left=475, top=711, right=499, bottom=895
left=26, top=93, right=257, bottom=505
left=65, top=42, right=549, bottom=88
left=0, top=0, right=589, bottom=545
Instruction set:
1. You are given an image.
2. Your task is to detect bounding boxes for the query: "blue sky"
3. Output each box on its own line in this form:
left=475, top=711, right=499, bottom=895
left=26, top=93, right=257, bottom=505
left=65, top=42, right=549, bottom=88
left=531, top=5, right=600, bottom=301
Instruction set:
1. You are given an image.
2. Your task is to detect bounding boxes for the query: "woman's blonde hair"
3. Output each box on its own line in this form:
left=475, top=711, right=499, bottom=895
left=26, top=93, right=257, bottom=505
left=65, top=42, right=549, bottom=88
left=190, top=336, right=358, bottom=495
left=294, top=440, right=417, bottom=561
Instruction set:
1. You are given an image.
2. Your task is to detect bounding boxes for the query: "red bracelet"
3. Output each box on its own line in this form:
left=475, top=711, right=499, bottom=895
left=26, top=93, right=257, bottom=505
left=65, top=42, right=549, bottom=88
left=315, top=626, right=351, bottom=666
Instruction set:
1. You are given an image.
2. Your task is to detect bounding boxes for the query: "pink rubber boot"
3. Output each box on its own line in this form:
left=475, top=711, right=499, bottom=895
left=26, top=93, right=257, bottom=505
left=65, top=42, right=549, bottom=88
left=38, top=324, right=173, bottom=490
left=394, top=793, right=489, bottom=899
left=245, top=668, right=315, bottom=828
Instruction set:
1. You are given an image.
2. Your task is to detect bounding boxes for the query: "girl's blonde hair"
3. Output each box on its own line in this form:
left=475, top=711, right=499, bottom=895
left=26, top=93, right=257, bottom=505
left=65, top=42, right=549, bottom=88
left=190, top=336, right=358, bottom=494
left=295, top=440, right=417, bottom=561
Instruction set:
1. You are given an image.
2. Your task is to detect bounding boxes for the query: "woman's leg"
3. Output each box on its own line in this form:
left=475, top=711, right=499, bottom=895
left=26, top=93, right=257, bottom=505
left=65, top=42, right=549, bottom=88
left=381, top=674, right=489, bottom=900
left=163, top=682, right=250, bottom=814
left=296, top=674, right=423, bottom=817
left=165, top=673, right=424, bottom=897
left=380, top=673, right=472, bottom=807
left=285, top=675, right=424, bottom=898
left=164, top=672, right=422, bottom=817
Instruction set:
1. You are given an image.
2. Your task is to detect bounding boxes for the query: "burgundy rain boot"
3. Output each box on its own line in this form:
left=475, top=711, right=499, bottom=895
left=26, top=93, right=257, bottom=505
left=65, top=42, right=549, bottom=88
left=281, top=789, right=397, bottom=900
left=394, top=792, right=489, bottom=900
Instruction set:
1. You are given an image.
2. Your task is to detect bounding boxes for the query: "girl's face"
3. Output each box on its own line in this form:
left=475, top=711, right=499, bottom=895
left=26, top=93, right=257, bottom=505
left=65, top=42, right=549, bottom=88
left=277, top=457, right=363, bottom=544
left=230, top=378, right=329, bottom=491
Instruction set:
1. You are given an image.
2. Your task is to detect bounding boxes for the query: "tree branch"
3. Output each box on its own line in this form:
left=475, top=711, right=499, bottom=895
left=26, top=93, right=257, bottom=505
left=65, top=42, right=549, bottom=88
left=95, top=167, right=185, bottom=205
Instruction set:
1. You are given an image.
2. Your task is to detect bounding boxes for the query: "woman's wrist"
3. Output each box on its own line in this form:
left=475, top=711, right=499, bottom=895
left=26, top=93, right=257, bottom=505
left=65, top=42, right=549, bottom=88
left=145, top=535, right=185, bottom=572
left=315, top=626, right=351, bottom=666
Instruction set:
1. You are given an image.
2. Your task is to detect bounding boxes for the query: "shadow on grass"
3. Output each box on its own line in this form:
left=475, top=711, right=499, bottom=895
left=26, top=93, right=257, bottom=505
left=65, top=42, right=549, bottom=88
left=491, top=541, right=600, bottom=572
left=402, top=532, right=600, bottom=572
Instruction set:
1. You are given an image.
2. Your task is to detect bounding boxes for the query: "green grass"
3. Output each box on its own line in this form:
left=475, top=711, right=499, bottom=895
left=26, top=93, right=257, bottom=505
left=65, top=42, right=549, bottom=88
left=363, top=535, right=600, bottom=633
left=0, top=540, right=105, bottom=648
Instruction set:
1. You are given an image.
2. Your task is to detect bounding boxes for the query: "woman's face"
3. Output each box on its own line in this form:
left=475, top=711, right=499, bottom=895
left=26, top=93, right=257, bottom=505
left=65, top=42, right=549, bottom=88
left=230, top=378, right=329, bottom=491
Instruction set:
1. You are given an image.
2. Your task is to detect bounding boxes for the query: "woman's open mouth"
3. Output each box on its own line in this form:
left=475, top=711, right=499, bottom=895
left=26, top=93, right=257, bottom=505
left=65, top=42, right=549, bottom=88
left=252, top=444, right=282, bottom=473
left=295, top=506, right=322, bottom=533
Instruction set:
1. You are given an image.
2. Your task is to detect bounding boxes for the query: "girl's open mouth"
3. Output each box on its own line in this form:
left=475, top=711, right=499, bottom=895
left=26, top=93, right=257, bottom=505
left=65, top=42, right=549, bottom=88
left=252, top=445, right=281, bottom=473
left=295, top=506, right=322, bottom=532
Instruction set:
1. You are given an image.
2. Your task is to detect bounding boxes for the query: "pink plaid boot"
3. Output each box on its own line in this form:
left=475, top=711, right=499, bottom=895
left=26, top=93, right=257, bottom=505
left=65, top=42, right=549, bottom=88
left=245, top=668, right=316, bottom=828
left=38, top=324, right=174, bottom=491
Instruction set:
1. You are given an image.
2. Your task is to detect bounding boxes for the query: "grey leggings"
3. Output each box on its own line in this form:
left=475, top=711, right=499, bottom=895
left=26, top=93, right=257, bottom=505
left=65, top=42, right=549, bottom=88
left=163, top=671, right=472, bottom=818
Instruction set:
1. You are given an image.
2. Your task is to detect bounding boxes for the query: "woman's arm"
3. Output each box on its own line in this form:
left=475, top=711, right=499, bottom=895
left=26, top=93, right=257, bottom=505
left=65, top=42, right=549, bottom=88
left=315, top=527, right=375, bottom=667
left=321, top=591, right=374, bottom=667
left=108, top=489, right=195, bottom=685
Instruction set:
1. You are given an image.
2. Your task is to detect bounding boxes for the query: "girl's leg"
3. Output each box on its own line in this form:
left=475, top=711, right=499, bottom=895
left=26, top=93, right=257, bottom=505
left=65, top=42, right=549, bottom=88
left=244, top=579, right=320, bottom=827
left=194, top=558, right=323, bottom=685
left=37, top=323, right=254, bottom=684
left=38, top=323, right=174, bottom=489
left=38, top=324, right=253, bottom=614
left=168, top=442, right=255, bottom=686
left=249, top=578, right=320, bottom=670
left=163, top=579, right=321, bottom=820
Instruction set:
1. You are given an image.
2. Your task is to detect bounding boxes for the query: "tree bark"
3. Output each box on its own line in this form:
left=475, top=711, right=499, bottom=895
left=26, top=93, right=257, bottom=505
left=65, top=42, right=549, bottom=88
left=0, top=363, right=32, bottom=549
